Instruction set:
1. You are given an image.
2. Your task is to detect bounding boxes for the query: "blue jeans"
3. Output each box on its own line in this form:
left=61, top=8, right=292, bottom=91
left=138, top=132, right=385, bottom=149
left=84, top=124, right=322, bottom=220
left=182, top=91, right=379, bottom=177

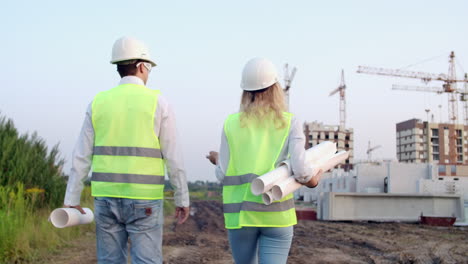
left=94, top=197, right=164, bottom=264
left=228, top=226, right=294, bottom=264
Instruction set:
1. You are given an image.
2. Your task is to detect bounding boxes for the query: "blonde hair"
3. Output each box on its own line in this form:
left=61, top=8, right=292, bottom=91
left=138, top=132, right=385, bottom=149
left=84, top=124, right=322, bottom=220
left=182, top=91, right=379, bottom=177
left=240, top=82, right=287, bottom=128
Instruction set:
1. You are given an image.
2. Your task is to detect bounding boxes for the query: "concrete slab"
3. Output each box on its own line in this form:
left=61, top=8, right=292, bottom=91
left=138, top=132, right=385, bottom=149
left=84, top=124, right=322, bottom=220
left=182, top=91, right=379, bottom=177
left=318, top=192, right=465, bottom=222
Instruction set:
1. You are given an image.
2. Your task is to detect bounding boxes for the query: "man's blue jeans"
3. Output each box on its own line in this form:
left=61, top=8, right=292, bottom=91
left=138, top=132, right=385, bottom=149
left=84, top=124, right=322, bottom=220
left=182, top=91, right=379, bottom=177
left=228, top=226, right=294, bottom=264
left=94, top=197, right=164, bottom=264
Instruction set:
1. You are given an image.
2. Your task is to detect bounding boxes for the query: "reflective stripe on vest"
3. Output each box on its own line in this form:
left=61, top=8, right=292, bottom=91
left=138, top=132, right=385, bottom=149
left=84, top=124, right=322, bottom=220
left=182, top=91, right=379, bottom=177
left=222, top=173, right=258, bottom=186
left=93, top=146, right=162, bottom=158
left=222, top=112, right=297, bottom=229
left=91, top=172, right=165, bottom=184
left=223, top=199, right=295, bottom=213
left=90, top=84, right=165, bottom=200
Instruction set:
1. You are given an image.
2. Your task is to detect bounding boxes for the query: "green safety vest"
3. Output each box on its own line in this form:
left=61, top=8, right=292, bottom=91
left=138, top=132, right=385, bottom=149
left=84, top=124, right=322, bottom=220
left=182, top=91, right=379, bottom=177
left=90, top=83, right=165, bottom=199
left=223, top=112, right=297, bottom=229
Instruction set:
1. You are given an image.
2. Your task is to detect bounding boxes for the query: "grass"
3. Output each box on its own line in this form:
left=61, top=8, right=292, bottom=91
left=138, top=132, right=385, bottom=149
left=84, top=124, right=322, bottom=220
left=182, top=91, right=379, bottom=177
left=0, top=184, right=94, bottom=263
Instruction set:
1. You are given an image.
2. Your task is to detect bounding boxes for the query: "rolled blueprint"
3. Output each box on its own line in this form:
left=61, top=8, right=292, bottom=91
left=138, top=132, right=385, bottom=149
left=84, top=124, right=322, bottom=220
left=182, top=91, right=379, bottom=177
left=50, top=207, right=94, bottom=228
left=271, top=151, right=349, bottom=201
left=262, top=191, right=275, bottom=205
left=271, top=176, right=301, bottom=201
left=251, top=166, right=289, bottom=195
left=251, top=141, right=337, bottom=196
left=304, top=141, right=336, bottom=164
left=319, top=150, right=349, bottom=172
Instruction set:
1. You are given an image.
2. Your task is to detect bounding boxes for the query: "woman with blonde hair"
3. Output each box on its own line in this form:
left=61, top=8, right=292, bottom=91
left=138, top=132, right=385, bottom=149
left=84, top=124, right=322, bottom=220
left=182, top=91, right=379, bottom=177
left=207, top=58, right=320, bottom=264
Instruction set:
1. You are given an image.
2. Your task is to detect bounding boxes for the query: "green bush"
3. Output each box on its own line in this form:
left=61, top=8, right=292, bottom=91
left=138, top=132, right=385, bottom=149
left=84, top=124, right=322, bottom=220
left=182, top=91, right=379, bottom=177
left=0, top=115, right=66, bottom=208
left=0, top=113, right=93, bottom=263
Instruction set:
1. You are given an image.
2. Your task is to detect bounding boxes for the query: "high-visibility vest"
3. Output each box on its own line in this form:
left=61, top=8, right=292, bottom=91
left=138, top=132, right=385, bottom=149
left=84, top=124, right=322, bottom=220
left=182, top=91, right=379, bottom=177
left=222, top=112, right=297, bottom=229
left=90, top=83, right=165, bottom=199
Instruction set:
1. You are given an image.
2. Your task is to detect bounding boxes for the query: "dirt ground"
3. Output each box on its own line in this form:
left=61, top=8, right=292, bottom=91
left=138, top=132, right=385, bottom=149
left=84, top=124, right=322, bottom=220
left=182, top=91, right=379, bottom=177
left=47, top=200, right=468, bottom=264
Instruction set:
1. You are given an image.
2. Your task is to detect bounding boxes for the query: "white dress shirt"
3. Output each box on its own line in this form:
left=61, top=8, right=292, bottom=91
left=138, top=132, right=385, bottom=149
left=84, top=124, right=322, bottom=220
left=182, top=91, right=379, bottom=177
left=215, top=116, right=313, bottom=183
left=64, top=76, right=190, bottom=207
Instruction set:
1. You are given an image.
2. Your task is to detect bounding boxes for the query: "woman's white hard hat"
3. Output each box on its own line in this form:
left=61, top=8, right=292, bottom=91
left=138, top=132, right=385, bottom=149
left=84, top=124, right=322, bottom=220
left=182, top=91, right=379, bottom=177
left=240, top=58, right=278, bottom=91
left=110, top=36, right=157, bottom=67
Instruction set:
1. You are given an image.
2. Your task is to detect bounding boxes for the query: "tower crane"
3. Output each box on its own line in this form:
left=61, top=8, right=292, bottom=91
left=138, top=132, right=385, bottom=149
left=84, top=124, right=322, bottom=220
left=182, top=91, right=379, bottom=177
left=462, top=73, right=468, bottom=126
left=367, top=141, right=381, bottom=161
left=329, top=69, right=347, bottom=130
left=357, top=51, right=468, bottom=125
left=283, top=63, right=297, bottom=110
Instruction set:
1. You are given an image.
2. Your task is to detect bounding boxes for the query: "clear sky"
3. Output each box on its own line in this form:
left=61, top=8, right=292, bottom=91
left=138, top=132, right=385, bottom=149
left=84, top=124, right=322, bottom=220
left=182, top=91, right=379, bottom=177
left=2, top=0, right=467, bottom=181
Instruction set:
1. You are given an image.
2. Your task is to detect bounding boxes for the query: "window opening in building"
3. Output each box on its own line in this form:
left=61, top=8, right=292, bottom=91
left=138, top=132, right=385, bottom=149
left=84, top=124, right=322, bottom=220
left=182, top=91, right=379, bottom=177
left=451, top=165, right=456, bottom=174
left=438, top=165, right=446, bottom=174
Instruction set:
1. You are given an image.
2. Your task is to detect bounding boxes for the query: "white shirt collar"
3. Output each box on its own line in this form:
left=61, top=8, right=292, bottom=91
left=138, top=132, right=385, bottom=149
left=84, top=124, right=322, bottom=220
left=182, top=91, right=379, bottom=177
left=119, top=76, right=145, bottom=86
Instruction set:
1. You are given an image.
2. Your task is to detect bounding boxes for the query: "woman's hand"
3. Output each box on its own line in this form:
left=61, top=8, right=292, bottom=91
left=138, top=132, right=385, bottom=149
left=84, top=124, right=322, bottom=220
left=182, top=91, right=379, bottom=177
left=206, top=151, right=219, bottom=165
left=304, top=169, right=323, bottom=188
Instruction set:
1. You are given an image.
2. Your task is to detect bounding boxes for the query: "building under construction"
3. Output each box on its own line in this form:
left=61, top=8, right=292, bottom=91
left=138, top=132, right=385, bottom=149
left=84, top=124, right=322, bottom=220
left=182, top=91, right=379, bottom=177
left=396, top=118, right=468, bottom=176
left=303, top=121, right=354, bottom=171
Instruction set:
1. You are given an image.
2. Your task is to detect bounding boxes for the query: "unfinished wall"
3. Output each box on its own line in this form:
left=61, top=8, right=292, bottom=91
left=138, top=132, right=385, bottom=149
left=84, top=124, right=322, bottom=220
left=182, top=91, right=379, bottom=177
left=388, top=163, right=434, bottom=193
left=355, top=163, right=388, bottom=193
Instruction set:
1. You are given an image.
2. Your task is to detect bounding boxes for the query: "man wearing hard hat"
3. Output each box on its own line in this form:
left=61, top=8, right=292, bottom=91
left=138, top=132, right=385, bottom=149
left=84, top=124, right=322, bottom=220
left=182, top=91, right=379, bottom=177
left=63, top=36, right=190, bottom=263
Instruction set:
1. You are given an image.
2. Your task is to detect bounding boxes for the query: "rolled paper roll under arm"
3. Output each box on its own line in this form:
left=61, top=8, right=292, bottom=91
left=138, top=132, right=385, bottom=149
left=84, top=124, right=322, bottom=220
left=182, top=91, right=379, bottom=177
left=268, top=151, right=350, bottom=203
left=320, top=151, right=349, bottom=172
left=304, top=141, right=337, bottom=164
left=271, top=176, right=302, bottom=201
left=262, top=191, right=274, bottom=205
left=251, top=165, right=289, bottom=195
left=50, top=208, right=94, bottom=228
left=278, top=160, right=292, bottom=174
left=252, top=141, right=336, bottom=196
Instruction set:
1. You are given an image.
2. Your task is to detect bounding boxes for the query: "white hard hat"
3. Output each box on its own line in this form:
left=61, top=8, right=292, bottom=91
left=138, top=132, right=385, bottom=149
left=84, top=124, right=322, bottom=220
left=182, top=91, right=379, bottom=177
left=110, top=36, right=157, bottom=66
left=240, top=58, right=278, bottom=91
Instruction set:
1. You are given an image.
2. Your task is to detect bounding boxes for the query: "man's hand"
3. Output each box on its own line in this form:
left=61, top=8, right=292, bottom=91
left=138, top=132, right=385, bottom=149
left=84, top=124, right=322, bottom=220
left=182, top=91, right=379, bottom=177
left=64, top=204, right=86, bottom=214
left=175, top=207, right=190, bottom=225
left=206, top=151, right=219, bottom=165
left=303, top=169, right=324, bottom=188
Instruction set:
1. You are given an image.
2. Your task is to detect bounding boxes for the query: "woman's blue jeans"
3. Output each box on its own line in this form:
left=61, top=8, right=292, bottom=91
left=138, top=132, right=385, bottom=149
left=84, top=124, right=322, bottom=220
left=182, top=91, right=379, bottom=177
left=228, top=226, right=294, bottom=264
left=94, top=197, right=164, bottom=264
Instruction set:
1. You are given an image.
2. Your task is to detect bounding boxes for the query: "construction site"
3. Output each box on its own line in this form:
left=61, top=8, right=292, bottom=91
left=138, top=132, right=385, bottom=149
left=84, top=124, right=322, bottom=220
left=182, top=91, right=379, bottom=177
left=3, top=2, right=468, bottom=264
left=46, top=200, right=468, bottom=264
left=44, top=52, right=468, bottom=264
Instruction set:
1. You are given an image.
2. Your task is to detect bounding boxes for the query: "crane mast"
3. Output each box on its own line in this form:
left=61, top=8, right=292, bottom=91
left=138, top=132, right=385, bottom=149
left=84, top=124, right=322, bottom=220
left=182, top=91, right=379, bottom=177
left=283, top=63, right=297, bottom=110
left=329, top=70, right=347, bottom=130
left=463, top=73, right=468, bottom=126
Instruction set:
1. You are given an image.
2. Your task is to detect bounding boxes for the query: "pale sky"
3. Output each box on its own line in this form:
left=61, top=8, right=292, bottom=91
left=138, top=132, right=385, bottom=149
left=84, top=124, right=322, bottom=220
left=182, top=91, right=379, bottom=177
left=2, top=0, right=467, bottom=181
